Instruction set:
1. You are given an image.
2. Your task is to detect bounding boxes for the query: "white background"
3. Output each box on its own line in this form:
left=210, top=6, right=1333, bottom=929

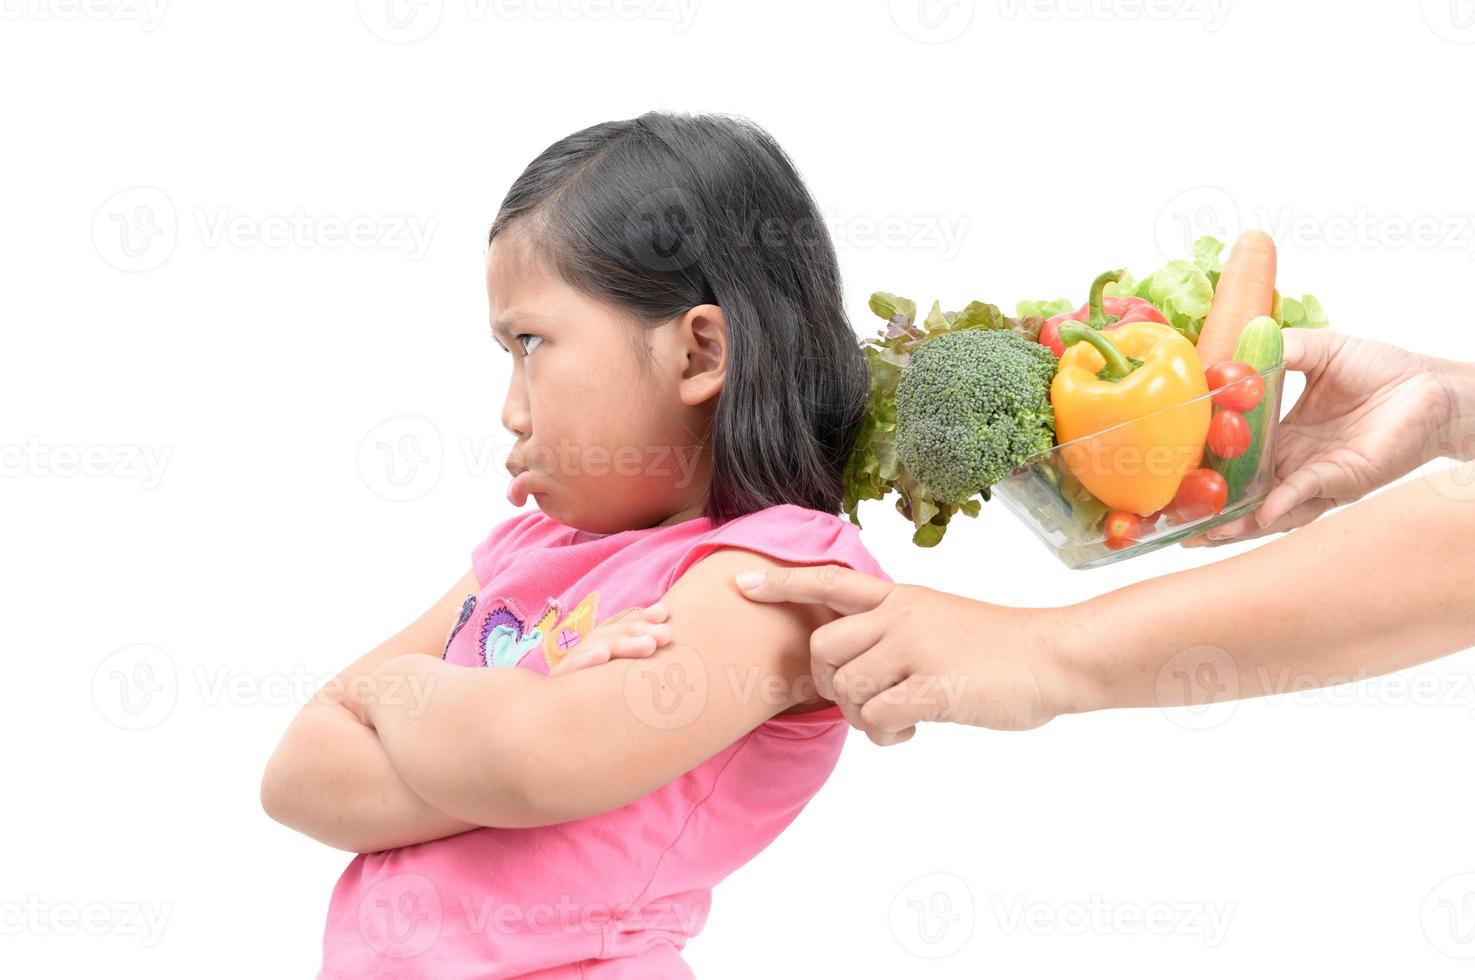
left=4, top=0, right=1475, bottom=976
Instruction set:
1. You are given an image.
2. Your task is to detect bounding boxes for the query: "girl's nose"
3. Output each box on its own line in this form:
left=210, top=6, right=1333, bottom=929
left=501, top=380, right=531, bottom=440
left=502, top=404, right=530, bottom=441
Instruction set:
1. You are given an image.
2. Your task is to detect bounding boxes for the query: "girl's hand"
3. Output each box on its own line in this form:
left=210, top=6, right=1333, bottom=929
left=548, top=602, right=673, bottom=676
left=735, top=566, right=1066, bottom=744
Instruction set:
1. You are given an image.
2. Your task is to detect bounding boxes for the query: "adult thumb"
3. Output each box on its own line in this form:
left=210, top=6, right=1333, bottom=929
left=1280, top=326, right=1337, bottom=376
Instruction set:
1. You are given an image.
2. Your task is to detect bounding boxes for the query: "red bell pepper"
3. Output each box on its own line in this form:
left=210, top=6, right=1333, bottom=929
left=1039, top=269, right=1170, bottom=357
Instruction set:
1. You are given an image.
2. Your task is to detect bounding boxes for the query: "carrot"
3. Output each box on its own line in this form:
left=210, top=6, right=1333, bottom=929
left=1196, top=230, right=1277, bottom=368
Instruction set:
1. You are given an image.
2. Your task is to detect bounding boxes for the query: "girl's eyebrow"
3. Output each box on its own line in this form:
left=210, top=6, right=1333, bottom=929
left=490, top=310, right=544, bottom=343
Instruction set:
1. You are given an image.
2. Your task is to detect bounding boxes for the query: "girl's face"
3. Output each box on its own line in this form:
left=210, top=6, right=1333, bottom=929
left=486, top=233, right=723, bottom=535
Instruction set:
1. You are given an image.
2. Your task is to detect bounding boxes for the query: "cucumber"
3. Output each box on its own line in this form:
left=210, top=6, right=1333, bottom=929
left=1211, top=315, right=1284, bottom=500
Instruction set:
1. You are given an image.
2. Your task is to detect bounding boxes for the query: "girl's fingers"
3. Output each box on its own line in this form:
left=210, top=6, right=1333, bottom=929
left=611, top=614, right=671, bottom=639
left=553, top=606, right=673, bottom=675
left=590, top=617, right=671, bottom=647
left=552, top=632, right=669, bottom=676
left=550, top=644, right=606, bottom=676
left=604, top=621, right=671, bottom=645
left=550, top=606, right=672, bottom=676
left=614, top=634, right=658, bottom=655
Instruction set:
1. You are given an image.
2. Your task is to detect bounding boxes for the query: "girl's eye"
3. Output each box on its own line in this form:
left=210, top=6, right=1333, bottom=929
left=516, top=334, right=542, bottom=356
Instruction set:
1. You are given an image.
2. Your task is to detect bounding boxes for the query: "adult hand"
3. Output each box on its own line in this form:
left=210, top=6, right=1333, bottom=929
left=734, top=565, right=1064, bottom=745
left=1187, top=328, right=1458, bottom=546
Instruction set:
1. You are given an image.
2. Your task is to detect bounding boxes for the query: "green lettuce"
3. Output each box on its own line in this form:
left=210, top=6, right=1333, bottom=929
left=1104, top=236, right=1327, bottom=341
left=1276, top=293, right=1329, bottom=330
left=1016, top=297, right=1074, bottom=319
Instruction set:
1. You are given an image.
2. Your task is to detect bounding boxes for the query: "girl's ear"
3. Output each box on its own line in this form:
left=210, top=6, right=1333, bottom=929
left=674, top=304, right=728, bottom=407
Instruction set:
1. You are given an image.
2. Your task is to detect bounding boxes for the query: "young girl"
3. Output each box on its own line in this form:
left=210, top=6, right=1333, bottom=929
left=260, top=111, right=892, bottom=978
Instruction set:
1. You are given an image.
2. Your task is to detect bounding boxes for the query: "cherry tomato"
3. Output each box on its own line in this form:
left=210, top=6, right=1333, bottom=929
left=1205, top=361, right=1265, bottom=413
left=1102, top=510, right=1141, bottom=550
left=1167, top=468, right=1229, bottom=522
left=1207, top=410, right=1251, bottom=459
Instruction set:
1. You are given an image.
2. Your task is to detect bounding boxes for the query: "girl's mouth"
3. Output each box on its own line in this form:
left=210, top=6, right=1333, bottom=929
left=508, top=469, right=537, bottom=506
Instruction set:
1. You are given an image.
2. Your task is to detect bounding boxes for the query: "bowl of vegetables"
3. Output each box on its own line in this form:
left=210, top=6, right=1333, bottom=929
left=841, top=231, right=1328, bottom=566
left=992, top=355, right=1286, bottom=569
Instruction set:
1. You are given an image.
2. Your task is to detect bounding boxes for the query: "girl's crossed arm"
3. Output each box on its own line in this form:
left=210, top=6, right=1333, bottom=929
left=357, top=548, right=838, bottom=829
left=260, top=571, right=483, bottom=853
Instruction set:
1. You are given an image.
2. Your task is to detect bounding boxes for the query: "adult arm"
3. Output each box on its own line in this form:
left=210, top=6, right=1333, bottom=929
left=733, top=463, right=1475, bottom=742
left=1055, top=460, right=1475, bottom=714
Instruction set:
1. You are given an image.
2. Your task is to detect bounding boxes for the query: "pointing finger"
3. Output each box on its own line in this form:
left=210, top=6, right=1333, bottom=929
left=734, top=563, right=893, bottom=615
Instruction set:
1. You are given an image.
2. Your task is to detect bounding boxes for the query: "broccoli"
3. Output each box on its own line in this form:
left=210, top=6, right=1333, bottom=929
left=843, top=293, right=1054, bottom=547
left=893, top=329, right=1057, bottom=505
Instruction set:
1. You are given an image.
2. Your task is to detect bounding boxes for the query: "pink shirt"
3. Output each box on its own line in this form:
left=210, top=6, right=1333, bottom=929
left=318, top=503, right=891, bottom=979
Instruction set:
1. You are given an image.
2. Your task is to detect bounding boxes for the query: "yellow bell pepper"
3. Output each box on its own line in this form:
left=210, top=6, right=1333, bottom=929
left=1050, top=321, right=1211, bottom=516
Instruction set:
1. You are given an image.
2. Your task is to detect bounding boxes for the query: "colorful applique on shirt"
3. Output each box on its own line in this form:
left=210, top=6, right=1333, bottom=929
left=441, top=594, right=477, bottom=659
left=471, top=590, right=640, bottom=673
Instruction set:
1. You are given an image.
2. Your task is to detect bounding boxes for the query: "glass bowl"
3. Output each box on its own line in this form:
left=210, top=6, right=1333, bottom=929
left=992, top=362, right=1286, bottom=569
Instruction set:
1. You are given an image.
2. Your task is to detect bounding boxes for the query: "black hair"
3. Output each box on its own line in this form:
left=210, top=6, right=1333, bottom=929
left=487, top=111, right=868, bottom=525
